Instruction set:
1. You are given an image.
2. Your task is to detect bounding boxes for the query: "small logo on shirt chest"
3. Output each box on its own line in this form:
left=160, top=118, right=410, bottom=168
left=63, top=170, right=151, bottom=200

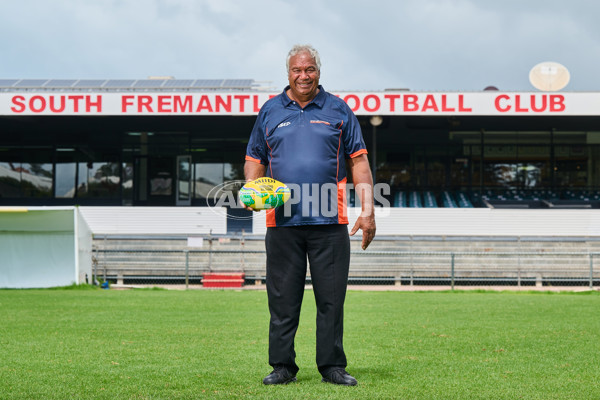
left=277, top=121, right=291, bottom=128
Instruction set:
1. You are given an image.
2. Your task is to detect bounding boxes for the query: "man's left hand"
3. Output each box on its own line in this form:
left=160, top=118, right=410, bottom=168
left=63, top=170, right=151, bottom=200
left=350, top=214, right=376, bottom=250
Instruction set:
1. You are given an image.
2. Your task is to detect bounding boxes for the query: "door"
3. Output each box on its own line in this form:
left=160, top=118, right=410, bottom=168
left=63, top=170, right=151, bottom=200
left=176, top=155, right=192, bottom=206
left=133, top=156, right=175, bottom=206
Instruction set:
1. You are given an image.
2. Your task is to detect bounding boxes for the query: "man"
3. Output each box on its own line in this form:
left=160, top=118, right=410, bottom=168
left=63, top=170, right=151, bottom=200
left=244, top=44, right=376, bottom=386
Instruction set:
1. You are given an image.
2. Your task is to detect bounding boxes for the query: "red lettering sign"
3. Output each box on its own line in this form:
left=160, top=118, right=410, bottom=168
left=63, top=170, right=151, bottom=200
left=122, top=95, right=134, bottom=112
left=515, top=95, right=528, bottom=112
left=86, top=95, right=102, bottom=112
left=138, top=96, right=153, bottom=112
left=234, top=95, right=249, bottom=112
left=422, top=95, right=439, bottom=112
left=384, top=94, right=400, bottom=112
left=253, top=95, right=261, bottom=113
left=530, top=95, right=547, bottom=112
left=174, top=96, right=192, bottom=112
left=68, top=95, right=84, bottom=112
left=30, top=96, right=46, bottom=113
left=48, top=96, right=65, bottom=113
left=404, top=95, right=418, bottom=112
left=441, top=95, right=455, bottom=112
left=458, top=95, right=472, bottom=112
left=363, top=94, right=381, bottom=112
left=157, top=95, right=171, bottom=112
left=494, top=94, right=565, bottom=113
left=550, top=95, right=565, bottom=112
left=10, top=96, right=25, bottom=113
left=216, top=95, right=231, bottom=112
left=3, top=92, right=573, bottom=115
left=196, top=95, right=213, bottom=112
left=495, top=94, right=510, bottom=112
left=343, top=94, right=360, bottom=112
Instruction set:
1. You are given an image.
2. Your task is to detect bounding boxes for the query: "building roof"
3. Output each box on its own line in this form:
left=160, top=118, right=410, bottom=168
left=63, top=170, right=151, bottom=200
left=0, top=78, right=267, bottom=92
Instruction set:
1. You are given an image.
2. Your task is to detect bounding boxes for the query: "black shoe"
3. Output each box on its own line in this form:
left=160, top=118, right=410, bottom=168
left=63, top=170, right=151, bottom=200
left=321, top=369, right=357, bottom=386
left=262, top=366, right=297, bottom=385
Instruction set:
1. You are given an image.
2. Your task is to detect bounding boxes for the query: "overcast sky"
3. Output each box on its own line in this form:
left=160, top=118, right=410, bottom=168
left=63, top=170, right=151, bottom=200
left=1, top=0, right=598, bottom=92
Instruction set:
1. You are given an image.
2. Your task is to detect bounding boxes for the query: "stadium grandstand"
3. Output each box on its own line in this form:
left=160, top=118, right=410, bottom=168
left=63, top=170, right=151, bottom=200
left=2, top=78, right=600, bottom=214
left=3, top=78, right=600, bottom=288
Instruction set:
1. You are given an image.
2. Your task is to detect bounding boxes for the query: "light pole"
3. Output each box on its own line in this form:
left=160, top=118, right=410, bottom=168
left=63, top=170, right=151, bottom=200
left=369, top=115, right=383, bottom=182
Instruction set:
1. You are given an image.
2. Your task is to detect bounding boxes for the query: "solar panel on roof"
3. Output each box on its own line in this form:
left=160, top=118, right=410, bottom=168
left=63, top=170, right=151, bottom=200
left=192, top=79, right=224, bottom=88
left=45, top=79, right=77, bottom=87
left=223, top=79, right=253, bottom=87
left=0, top=79, right=18, bottom=87
left=14, top=79, right=49, bottom=87
left=0, top=78, right=259, bottom=90
left=103, top=80, right=135, bottom=88
left=133, top=80, right=166, bottom=88
left=73, top=80, right=107, bottom=87
left=163, top=79, right=194, bottom=88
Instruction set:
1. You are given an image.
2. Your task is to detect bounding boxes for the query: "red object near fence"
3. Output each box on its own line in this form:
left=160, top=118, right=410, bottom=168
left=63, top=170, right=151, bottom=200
left=202, top=272, right=245, bottom=288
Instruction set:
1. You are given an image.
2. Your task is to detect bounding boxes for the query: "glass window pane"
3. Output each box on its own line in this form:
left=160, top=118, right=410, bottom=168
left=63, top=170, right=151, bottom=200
left=194, top=163, right=223, bottom=199
left=556, top=159, right=587, bottom=187
left=122, top=162, right=133, bottom=205
left=149, top=158, right=172, bottom=196
left=0, top=162, right=22, bottom=198
left=55, top=163, right=76, bottom=198
left=178, top=157, right=191, bottom=201
left=21, top=163, right=53, bottom=198
left=224, top=163, right=244, bottom=181
left=76, top=163, right=88, bottom=196
left=78, top=162, right=120, bottom=198
left=426, top=160, right=445, bottom=187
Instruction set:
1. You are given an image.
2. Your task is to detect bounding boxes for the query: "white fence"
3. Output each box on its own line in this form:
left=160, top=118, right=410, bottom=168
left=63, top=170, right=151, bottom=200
left=80, top=207, right=227, bottom=235
left=79, top=206, right=600, bottom=237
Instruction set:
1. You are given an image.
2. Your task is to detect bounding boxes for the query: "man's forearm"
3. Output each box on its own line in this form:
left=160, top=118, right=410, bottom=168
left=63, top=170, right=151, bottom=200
left=244, top=161, right=266, bottom=182
left=347, top=154, right=376, bottom=249
left=349, top=155, right=375, bottom=217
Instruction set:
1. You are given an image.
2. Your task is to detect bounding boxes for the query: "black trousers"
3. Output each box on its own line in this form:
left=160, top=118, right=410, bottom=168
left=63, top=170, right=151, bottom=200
left=265, top=224, right=351, bottom=375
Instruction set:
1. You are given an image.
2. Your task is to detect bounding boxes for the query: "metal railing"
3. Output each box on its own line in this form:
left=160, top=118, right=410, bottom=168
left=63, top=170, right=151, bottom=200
left=92, top=235, right=600, bottom=289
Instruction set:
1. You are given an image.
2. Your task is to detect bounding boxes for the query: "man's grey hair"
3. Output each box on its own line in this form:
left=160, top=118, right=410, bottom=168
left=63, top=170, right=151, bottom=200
left=286, top=44, right=321, bottom=72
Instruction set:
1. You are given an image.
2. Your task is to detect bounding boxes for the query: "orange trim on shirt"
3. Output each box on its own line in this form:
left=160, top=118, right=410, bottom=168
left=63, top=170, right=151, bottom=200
left=336, top=121, right=343, bottom=183
left=265, top=127, right=274, bottom=178
left=245, top=155, right=262, bottom=164
left=265, top=126, right=275, bottom=227
left=349, top=149, right=368, bottom=158
left=265, top=208, right=276, bottom=227
left=337, top=177, right=349, bottom=225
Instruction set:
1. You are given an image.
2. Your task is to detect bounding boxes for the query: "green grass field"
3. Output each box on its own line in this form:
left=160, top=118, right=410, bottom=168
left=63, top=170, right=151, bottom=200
left=1, top=288, right=599, bottom=399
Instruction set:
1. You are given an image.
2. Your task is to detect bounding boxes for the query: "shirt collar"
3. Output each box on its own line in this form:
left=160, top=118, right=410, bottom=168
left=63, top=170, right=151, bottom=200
left=281, top=85, right=326, bottom=108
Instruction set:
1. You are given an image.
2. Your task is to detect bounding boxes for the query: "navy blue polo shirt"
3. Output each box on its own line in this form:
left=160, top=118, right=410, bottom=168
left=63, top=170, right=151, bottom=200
left=246, top=85, right=367, bottom=227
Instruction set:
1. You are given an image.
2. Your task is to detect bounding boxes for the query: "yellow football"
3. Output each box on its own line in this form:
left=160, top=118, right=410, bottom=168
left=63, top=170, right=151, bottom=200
left=239, top=178, right=291, bottom=210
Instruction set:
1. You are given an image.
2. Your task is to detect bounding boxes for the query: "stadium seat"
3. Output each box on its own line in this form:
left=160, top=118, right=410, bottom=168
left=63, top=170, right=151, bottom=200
left=423, top=191, right=438, bottom=208
left=442, top=191, right=457, bottom=208
left=409, top=191, right=422, bottom=208
left=393, top=191, right=407, bottom=207
left=455, top=192, right=474, bottom=208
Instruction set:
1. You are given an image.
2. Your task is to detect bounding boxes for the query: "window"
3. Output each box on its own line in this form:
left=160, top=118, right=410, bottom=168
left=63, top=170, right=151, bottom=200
left=193, top=163, right=224, bottom=199
left=77, top=162, right=120, bottom=199
left=0, top=148, right=53, bottom=198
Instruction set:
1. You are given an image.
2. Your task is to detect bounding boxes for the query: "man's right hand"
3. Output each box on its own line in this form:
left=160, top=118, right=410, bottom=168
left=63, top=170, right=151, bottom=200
left=242, top=160, right=267, bottom=212
left=242, top=203, right=261, bottom=212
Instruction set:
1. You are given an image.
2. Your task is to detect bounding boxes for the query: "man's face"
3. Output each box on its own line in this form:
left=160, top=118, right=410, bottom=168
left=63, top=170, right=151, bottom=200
left=287, top=51, right=320, bottom=102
